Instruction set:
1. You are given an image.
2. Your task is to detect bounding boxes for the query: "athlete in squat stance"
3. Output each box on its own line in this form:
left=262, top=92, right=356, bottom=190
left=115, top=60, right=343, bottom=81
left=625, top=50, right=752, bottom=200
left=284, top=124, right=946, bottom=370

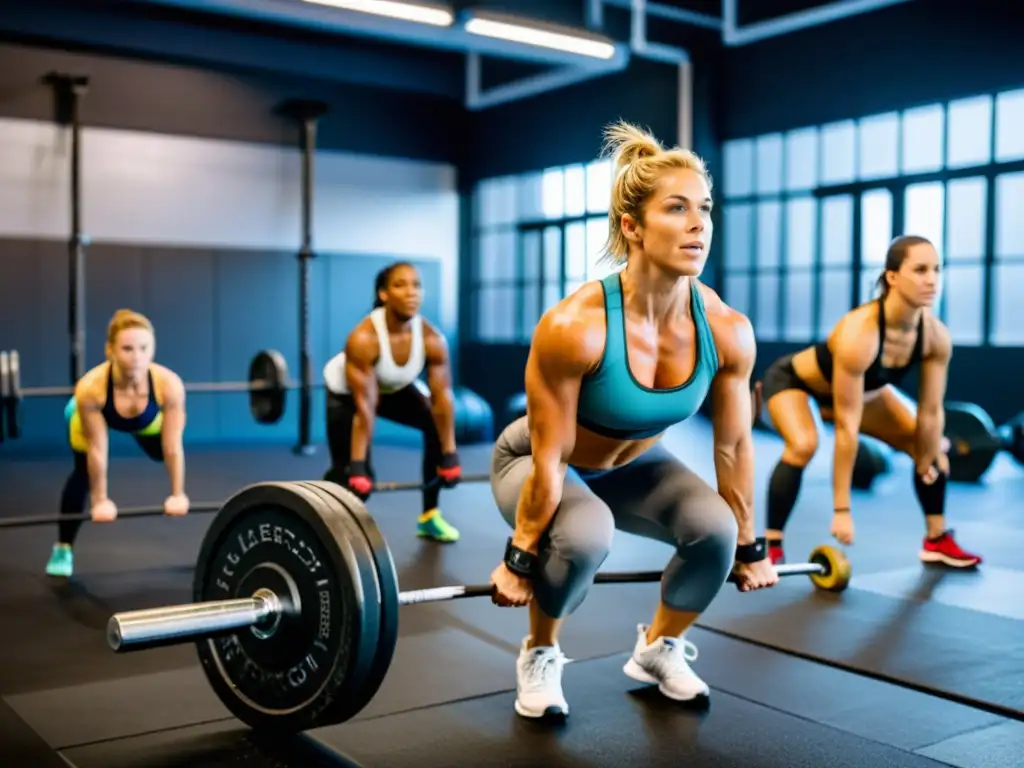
left=323, top=262, right=462, bottom=542
left=759, top=235, right=981, bottom=569
left=489, top=121, right=778, bottom=720
left=46, top=309, right=189, bottom=578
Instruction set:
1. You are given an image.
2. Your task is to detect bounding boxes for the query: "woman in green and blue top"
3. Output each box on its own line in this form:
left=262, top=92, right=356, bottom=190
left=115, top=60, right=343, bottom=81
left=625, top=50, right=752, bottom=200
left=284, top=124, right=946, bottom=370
left=45, top=309, right=189, bottom=578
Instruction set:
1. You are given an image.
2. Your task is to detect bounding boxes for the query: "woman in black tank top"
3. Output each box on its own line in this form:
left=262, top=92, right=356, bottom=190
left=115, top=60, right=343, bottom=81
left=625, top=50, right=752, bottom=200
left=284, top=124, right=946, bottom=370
left=758, top=235, right=981, bottom=570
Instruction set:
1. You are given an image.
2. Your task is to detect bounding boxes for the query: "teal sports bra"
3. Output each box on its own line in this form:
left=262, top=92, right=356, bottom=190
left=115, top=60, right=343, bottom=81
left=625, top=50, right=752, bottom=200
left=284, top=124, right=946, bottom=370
left=576, top=273, right=719, bottom=440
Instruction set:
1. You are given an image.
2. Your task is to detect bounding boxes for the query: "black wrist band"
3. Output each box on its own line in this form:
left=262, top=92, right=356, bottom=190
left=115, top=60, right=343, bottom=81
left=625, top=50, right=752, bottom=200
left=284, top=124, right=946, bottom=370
left=833, top=507, right=851, bottom=513
left=735, top=537, right=766, bottom=564
left=504, top=538, right=536, bottom=577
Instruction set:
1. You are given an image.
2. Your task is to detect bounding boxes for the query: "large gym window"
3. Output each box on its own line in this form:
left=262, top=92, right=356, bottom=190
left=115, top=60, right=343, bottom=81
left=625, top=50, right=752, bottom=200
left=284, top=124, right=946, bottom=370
left=470, top=159, right=615, bottom=342
left=719, top=83, right=1024, bottom=347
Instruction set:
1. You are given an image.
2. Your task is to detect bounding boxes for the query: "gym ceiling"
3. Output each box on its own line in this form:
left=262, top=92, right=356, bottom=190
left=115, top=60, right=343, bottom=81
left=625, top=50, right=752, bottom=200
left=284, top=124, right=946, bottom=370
left=0, top=0, right=913, bottom=106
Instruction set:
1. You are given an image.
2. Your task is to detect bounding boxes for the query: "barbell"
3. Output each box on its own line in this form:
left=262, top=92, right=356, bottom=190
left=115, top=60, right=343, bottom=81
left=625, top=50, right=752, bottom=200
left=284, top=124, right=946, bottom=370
left=944, top=402, right=1024, bottom=483
left=0, top=473, right=490, bottom=531
left=105, top=479, right=852, bottom=734
left=0, top=348, right=292, bottom=442
left=0, top=349, right=496, bottom=447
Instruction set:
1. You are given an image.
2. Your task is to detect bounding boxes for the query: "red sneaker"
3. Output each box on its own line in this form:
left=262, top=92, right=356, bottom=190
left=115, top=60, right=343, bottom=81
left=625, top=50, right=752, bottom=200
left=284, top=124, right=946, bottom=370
left=768, top=542, right=786, bottom=566
left=919, top=530, right=982, bottom=568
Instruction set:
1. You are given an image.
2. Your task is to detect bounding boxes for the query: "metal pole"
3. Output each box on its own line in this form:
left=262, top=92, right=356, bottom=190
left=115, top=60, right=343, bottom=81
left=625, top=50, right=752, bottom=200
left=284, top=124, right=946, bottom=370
left=281, top=99, right=328, bottom=457
left=295, top=113, right=315, bottom=455
left=47, top=73, right=91, bottom=385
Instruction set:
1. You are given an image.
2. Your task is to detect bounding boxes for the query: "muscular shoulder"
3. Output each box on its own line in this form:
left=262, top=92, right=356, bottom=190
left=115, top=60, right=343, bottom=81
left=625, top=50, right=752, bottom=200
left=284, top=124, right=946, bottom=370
left=531, top=282, right=606, bottom=378
left=345, top=317, right=380, bottom=363
left=696, top=282, right=755, bottom=373
left=73, top=363, right=109, bottom=406
left=421, top=318, right=449, bottom=360
left=152, top=363, right=185, bottom=404
left=923, top=312, right=952, bottom=361
left=829, top=302, right=881, bottom=370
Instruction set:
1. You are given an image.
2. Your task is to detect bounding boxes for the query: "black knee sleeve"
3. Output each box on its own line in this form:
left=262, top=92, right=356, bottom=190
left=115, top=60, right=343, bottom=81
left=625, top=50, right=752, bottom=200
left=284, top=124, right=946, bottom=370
left=767, top=460, right=805, bottom=535
left=913, top=466, right=947, bottom=518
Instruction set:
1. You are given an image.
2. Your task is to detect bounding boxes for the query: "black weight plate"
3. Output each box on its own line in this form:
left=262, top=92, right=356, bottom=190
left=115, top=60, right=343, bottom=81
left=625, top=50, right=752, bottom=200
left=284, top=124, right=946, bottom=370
left=192, top=481, right=378, bottom=733
left=305, top=480, right=400, bottom=719
left=944, top=402, right=999, bottom=483
left=851, top=438, right=890, bottom=490
left=293, top=481, right=391, bottom=727
left=249, top=350, right=288, bottom=425
left=1001, top=412, right=1024, bottom=466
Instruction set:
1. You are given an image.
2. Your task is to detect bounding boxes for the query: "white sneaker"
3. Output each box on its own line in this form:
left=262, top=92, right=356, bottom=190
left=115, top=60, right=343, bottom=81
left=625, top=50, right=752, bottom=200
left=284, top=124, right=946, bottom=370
left=514, top=637, right=571, bottom=719
left=622, top=624, right=710, bottom=703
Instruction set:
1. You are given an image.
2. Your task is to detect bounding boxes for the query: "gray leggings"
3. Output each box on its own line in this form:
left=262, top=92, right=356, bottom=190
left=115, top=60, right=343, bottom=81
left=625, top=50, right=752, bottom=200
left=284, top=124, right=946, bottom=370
left=490, top=417, right=738, bottom=620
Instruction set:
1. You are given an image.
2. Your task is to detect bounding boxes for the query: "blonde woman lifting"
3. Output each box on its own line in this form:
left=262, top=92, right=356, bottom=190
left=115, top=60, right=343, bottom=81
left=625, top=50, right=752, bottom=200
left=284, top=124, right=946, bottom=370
left=45, top=310, right=188, bottom=578
left=489, top=122, right=778, bottom=720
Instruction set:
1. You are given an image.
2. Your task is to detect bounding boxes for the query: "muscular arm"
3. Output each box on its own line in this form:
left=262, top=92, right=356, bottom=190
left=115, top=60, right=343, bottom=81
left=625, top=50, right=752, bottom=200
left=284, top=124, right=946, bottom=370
left=512, top=308, right=597, bottom=554
left=344, top=329, right=379, bottom=463
left=159, top=370, right=187, bottom=496
left=77, top=385, right=109, bottom=506
left=830, top=322, right=876, bottom=511
left=424, top=328, right=457, bottom=454
left=915, top=322, right=952, bottom=470
left=709, top=311, right=758, bottom=546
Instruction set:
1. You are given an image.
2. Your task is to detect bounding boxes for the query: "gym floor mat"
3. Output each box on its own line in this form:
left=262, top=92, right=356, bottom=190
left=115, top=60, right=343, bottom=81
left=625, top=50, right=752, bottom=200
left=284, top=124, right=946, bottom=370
left=697, top=577, right=1024, bottom=720
left=307, top=653, right=956, bottom=768
left=60, top=719, right=341, bottom=768
left=0, top=697, right=69, bottom=768
left=6, top=626, right=519, bottom=749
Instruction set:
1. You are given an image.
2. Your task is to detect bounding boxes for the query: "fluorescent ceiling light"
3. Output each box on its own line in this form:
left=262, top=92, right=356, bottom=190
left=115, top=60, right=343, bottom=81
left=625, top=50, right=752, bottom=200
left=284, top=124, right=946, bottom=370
left=302, top=0, right=454, bottom=27
left=465, top=17, right=616, bottom=60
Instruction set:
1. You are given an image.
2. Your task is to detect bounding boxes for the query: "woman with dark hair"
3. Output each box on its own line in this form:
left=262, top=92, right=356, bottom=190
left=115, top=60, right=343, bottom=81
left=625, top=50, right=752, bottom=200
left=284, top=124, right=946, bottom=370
left=321, top=261, right=462, bottom=542
left=758, top=235, right=981, bottom=569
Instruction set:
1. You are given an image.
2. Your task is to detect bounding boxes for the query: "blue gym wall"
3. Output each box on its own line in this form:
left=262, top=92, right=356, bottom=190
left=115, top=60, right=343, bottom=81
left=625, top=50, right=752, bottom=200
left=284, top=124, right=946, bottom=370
left=717, top=0, right=1024, bottom=423
left=0, top=15, right=464, bottom=456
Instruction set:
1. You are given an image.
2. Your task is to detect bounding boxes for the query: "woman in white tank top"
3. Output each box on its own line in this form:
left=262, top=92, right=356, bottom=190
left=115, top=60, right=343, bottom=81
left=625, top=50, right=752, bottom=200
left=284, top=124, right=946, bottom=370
left=322, top=262, right=462, bottom=543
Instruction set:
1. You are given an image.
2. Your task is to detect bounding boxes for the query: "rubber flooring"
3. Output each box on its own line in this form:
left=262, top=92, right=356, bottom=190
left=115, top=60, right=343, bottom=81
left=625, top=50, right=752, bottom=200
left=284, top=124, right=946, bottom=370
left=1, top=420, right=1022, bottom=766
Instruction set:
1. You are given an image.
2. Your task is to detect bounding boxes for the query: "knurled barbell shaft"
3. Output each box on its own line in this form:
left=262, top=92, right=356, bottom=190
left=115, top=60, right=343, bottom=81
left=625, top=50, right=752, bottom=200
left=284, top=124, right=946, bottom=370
left=397, top=562, right=824, bottom=605
left=107, top=562, right=825, bottom=654
left=0, top=501, right=223, bottom=529
left=373, top=472, right=491, bottom=492
left=15, top=380, right=283, bottom=399
left=0, top=473, right=490, bottom=530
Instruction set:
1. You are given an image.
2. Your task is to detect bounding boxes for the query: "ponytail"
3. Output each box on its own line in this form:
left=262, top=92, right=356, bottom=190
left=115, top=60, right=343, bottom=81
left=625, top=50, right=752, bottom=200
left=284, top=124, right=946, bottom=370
left=373, top=267, right=391, bottom=309
left=600, top=120, right=711, bottom=265
left=875, top=234, right=932, bottom=299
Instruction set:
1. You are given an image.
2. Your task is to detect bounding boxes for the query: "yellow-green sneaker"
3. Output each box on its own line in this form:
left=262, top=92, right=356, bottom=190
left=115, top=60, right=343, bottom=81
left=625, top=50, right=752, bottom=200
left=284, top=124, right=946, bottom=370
left=416, top=508, right=460, bottom=543
left=45, top=544, right=74, bottom=578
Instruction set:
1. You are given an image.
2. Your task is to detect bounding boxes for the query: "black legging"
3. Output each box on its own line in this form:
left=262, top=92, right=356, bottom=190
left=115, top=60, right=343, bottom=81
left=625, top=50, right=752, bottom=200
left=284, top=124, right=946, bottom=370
left=59, top=434, right=164, bottom=546
left=325, top=385, right=443, bottom=514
